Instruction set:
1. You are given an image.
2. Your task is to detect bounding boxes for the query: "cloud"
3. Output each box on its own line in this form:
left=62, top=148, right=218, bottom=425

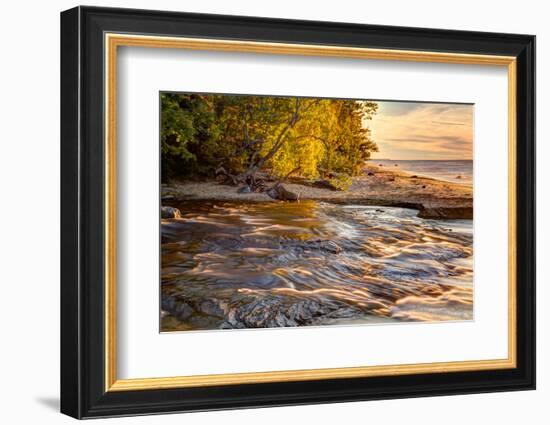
left=367, top=102, right=473, bottom=160
left=431, top=121, right=466, bottom=126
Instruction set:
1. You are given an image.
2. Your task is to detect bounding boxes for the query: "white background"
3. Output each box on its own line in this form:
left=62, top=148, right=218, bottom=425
left=0, top=0, right=546, bottom=424
left=118, top=47, right=508, bottom=379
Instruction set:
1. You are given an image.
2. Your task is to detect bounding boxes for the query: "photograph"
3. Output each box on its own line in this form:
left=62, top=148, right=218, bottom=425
left=57, top=4, right=536, bottom=419
left=159, top=93, right=474, bottom=332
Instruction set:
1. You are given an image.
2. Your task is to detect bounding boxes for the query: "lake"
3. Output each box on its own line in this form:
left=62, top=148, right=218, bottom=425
left=370, top=159, right=473, bottom=184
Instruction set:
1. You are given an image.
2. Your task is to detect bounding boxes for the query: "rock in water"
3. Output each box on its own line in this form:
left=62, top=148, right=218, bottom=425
left=284, top=239, right=342, bottom=254
left=418, top=206, right=473, bottom=219
left=161, top=206, right=182, bottom=219
left=319, top=240, right=342, bottom=254
left=266, top=184, right=300, bottom=201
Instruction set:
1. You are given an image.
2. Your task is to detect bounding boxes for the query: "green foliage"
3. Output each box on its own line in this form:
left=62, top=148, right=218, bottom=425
left=160, top=93, right=378, bottom=186
left=160, top=93, right=221, bottom=178
left=329, top=174, right=353, bottom=191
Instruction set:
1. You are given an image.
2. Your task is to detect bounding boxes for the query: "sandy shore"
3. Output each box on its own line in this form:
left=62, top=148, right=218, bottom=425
left=162, top=164, right=473, bottom=219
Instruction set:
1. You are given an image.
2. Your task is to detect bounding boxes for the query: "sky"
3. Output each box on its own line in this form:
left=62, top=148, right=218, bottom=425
left=366, top=101, right=473, bottom=160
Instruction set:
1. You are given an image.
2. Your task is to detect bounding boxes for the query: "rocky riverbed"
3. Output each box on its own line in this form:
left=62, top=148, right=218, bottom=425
left=161, top=201, right=473, bottom=332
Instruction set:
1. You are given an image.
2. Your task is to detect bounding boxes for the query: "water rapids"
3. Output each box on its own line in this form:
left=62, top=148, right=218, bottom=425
left=161, top=201, right=473, bottom=331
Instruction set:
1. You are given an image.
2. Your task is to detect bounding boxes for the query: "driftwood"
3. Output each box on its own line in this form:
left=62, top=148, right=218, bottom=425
left=216, top=166, right=272, bottom=193
left=215, top=166, right=239, bottom=186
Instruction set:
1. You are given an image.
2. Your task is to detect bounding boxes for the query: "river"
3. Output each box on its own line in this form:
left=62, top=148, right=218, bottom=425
left=161, top=200, right=473, bottom=331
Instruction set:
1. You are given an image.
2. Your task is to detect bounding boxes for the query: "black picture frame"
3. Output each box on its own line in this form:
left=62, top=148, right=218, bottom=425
left=61, top=5, right=536, bottom=419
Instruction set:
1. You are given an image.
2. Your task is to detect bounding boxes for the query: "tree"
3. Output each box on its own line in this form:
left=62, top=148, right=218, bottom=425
left=160, top=93, right=378, bottom=189
left=160, top=93, right=220, bottom=179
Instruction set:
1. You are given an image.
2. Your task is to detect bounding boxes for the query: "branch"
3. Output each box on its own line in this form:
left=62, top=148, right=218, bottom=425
left=270, top=166, right=301, bottom=190
left=252, top=99, right=303, bottom=170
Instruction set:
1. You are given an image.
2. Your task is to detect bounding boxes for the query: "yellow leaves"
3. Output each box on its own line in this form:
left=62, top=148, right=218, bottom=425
left=161, top=93, right=379, bottom=182
left=271, top=132, right=325, bottom=179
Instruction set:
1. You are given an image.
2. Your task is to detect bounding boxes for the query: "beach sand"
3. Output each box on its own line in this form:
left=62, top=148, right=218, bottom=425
left=162, top=164, right=473, bottom=219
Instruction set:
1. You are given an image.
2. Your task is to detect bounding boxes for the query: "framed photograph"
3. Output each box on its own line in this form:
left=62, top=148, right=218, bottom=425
left=60, top=6, right=535, bottom=419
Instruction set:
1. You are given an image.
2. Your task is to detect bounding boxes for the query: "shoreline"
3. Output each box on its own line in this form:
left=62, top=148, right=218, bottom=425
left=162, top=164, right=473, bottom=219
left=366, top=159, right=473, bottom=185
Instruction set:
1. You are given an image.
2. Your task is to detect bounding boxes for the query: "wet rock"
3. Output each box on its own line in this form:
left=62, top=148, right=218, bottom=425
left=321, top=241, right=342, bottom=254
left=250, top=274, right=279, bottom=287
left=418, top=206, right=473, bottom=219
left=161, top=206, right=182, bottom=219
left=280, top=238, right=342, bottom=254
left=197, top=299, right=227, bottom=318
left=302, top=239, right=342, bottom=254
left=204, top=234, right=244, bottom=250
left=161, top=296, right=194, bottom=320
left=162, top=280, right=374, bottom=330
left=222, top=297, right=339, bottom=328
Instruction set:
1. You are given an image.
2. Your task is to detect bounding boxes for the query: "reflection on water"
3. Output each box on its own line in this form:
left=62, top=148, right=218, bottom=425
left=372, top=159, right=473, bottom=184
left=161, top=201, right=473, bottom=331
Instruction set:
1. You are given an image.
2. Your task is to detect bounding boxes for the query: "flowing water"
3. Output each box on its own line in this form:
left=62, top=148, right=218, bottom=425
left=161, top=201, right=473, bottom=331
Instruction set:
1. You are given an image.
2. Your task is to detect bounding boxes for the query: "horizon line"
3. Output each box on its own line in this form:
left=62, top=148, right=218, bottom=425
left=368, top=158, right=473, bottom=161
